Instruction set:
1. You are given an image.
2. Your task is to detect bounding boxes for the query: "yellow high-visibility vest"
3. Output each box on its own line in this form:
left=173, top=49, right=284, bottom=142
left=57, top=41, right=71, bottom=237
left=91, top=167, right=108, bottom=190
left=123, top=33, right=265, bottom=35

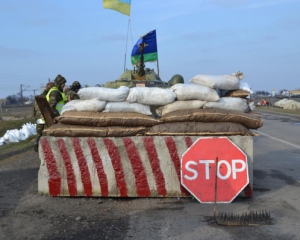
left=46, top=87, right=67, bottom=114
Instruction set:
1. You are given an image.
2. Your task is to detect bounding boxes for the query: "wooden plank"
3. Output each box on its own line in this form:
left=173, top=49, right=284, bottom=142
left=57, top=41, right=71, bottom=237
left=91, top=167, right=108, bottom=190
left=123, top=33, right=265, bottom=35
left=35, top=96, right=54, bottom=127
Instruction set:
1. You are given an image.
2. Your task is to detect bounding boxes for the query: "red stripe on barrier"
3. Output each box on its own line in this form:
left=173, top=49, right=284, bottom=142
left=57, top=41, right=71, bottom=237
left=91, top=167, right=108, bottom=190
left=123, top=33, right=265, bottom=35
left=143, top=137, right=167, bottom=196
left=72, top=138, right=93, bottom=196
left=185, top=137, right=193, bottom=148
left=123, top=138, right=151, bottom=196
left=165, top=137, right=190, bottom=196
left=40, top=138, right=61, bottom=196
left=103, top=139, right=128, bottom=197
left=87, top=138, right=109, bottom=197
left=243, top=184, right=253, bottom=197
left=57, top=139, right=77, bottom=196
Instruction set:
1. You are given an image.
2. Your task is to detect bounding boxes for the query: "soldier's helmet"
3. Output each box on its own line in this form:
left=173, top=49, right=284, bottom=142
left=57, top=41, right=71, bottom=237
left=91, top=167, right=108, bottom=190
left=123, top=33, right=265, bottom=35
left=54, top=74, right=67, bottom=86
left=71, top=81, right=82, bottom=90
left=168, top=74, right=184, bottom=86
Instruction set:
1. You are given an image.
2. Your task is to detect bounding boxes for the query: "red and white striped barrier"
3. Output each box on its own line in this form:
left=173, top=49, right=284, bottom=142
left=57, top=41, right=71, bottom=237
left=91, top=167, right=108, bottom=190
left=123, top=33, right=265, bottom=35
left=38, top=136, right=253, bottom=197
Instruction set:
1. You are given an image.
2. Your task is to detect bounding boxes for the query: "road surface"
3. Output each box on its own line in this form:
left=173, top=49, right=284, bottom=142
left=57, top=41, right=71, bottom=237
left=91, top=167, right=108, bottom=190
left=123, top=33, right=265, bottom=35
left=0, top=110, right=300, bottom=240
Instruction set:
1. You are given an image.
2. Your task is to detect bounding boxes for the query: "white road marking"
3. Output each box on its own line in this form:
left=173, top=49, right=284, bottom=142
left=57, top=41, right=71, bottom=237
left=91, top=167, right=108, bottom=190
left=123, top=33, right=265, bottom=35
left=253, top=130, right=300, bottom=149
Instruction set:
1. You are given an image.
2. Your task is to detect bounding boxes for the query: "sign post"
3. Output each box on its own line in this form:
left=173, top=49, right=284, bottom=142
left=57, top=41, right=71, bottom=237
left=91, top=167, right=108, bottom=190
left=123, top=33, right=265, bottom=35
left=181, top=137, right=248, bottom=203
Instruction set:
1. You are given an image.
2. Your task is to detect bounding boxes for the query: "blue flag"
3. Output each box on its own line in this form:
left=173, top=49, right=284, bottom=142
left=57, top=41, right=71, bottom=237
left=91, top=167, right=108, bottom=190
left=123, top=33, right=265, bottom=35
left=131, top=30, right=158, bottom=65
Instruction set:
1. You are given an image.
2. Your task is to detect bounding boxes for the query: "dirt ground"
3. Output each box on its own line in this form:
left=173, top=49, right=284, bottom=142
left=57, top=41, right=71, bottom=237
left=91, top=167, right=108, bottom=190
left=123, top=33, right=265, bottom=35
left=0, top=150, right=147, bottom=240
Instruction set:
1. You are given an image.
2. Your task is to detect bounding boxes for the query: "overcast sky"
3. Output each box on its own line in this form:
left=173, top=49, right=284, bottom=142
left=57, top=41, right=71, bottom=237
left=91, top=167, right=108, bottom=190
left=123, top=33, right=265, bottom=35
left=0, top=0, right=299, bottom=98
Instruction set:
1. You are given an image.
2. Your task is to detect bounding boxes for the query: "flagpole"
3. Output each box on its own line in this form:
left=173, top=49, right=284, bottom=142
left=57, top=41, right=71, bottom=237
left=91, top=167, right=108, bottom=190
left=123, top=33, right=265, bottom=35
left=157, top=59, right=160, bottom=77
left=124, top=18, right=130, bottom=72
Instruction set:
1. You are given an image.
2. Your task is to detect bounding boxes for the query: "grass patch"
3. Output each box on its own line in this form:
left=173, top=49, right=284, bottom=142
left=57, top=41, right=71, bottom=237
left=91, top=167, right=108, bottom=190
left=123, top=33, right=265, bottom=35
left=0, top=117, right=36, bottom=160
left=256, top=106, right=300, bottom=116
left=0, top=136, right=36, bottom=161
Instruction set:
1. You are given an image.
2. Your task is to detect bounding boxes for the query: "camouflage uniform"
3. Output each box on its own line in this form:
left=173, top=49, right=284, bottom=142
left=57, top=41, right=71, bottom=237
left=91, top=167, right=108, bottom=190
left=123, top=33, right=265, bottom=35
left=33, top=82, right=53, bottom=152
left=46, top=75, right=67, bottom=117
left=65, top=81, right=81, bottom=102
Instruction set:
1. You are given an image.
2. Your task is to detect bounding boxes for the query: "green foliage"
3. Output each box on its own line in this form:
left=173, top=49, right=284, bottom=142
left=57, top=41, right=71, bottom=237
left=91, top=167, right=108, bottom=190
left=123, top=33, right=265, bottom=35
left=257, top=106, right=300, bottom=115
left=0, top=136, right=36, bottom=161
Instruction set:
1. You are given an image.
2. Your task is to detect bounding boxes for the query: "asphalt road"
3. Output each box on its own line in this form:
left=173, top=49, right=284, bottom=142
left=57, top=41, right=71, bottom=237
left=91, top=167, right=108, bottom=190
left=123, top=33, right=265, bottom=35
left=1, top=110, right=300, bottom=240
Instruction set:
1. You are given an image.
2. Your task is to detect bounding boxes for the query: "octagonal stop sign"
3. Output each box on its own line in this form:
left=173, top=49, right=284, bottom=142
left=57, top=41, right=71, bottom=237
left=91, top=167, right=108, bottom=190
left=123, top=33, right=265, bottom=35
left=181, top=137, right=248, bottom=203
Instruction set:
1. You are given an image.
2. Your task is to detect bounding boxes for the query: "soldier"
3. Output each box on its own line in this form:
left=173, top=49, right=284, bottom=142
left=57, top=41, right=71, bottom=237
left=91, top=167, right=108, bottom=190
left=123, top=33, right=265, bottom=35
left=46, top=74, right=67, bottom=120
left=33, top=81, right=54, bottom=152
left=65, top=81, right=82, bottom=102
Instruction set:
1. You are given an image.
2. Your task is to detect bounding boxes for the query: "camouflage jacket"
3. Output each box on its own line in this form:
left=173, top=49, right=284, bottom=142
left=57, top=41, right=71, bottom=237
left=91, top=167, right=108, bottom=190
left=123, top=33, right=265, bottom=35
left=47, top=89, right=66, bottom=117
left=65, top=89, right=80, bottom=102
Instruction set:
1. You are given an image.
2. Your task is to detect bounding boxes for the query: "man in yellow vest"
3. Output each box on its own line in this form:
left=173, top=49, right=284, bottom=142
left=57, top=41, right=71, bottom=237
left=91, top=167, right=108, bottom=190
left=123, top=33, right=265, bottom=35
left=46, top=74, right=67, bottom=122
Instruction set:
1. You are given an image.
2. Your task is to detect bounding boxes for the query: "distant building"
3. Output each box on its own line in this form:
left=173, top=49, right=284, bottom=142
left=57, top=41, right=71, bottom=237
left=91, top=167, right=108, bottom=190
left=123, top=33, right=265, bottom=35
left=289, top=90, right=300, bottom=96
left=0, top=98, right=6, bottom=106
left=282, top=90, right=290, bottom=96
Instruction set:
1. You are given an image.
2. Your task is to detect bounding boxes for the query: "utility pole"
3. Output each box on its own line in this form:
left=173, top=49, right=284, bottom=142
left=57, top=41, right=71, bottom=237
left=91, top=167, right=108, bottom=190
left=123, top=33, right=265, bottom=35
left=20, top=84, right=30, bottom=105
left=20, top=84, right=23, bottom=105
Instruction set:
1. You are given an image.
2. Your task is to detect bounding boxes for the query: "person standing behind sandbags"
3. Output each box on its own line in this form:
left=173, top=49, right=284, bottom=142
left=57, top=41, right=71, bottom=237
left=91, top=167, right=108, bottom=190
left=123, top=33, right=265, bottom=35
left=33, top=81, right=54, bottom=152
left=46, top=74, right=67, bottom=122
left=65, top=81, right=82, bottom=102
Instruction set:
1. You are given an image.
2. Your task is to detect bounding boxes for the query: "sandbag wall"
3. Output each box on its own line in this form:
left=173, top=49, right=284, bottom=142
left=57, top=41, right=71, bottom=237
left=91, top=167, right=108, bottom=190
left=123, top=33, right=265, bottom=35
left=44, top=72, right=263, bottom=137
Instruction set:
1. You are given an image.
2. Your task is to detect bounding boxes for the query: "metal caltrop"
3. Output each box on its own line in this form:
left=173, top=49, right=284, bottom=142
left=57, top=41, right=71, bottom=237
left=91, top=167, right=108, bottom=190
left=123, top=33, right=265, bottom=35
left=103, top=0, right=131, bottom=16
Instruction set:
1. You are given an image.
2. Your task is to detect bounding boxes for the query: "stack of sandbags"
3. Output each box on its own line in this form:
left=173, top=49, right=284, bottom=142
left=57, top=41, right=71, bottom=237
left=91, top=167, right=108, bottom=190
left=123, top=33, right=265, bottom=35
left=145, top=109, right=261, bottom=137
left=44, top=74, right=263, bottom=138
left=45, top=112, right=159, bottom=137
left=274, top=98, right=300, bottom=109
left=45, top=86, right=175, bottom=137
left=189, top=71, right=252, bottom=112
left=157, top=72, right=253, bottom=116
left=150, top=72, right=261, bottom=136
left=62, top=86, right=176, bottom=115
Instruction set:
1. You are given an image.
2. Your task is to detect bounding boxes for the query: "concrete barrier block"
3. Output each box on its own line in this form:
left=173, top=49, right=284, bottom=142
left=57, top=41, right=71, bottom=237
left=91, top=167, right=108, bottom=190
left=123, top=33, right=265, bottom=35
left=38, top=136, right=253, bottom=198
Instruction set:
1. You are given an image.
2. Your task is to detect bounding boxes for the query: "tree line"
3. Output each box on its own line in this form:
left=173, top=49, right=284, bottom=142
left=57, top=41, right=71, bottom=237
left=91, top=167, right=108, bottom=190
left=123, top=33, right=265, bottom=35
left=3, top=93, right=34, bottom=106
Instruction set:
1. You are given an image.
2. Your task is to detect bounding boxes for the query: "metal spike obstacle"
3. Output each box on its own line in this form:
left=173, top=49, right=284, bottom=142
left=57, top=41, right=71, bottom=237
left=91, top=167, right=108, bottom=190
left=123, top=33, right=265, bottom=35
left=213, top=157, right=273, bottom=226
left=215, top=210, right=272, bottom=226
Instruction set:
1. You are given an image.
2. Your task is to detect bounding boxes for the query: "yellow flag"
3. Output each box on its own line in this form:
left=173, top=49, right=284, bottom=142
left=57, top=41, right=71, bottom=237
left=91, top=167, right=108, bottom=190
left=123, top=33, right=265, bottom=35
left=103, top=0, right=131, bottom=16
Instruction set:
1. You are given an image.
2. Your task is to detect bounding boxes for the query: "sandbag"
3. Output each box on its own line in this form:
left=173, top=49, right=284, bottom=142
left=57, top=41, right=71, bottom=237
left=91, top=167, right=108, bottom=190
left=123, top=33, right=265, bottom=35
left=274, top=98, right=289, bottom=107
left=78, top=86, right=129, bottom=102
left=239, top=82, right=253, bottom=94
left=190, top=72, right=243, bottom=90
left=57, top=111, right=159, bottom=127
left=171, top=83, right=220, bottom=102
left=146, top=122, right=256, bottom=136
left=103, top=102, right=152, bottom=115
left=156, top=100, right=206, bottom=116
left=44, top=123, right=148, bottom=137
left=3, top=130, right=19, bottom=143
left=160, top=108, right=263, bottom=129
left=282, top=100, right=300, bottom=110
left=61, top=99, right=107, bottom=114
left=61, top=104, right=77, bottom=114
left=223, top=89, right=250, bottom=98
left=126, top=87, right=176, bottom=105
left=204, top=97, right=250, bottom=112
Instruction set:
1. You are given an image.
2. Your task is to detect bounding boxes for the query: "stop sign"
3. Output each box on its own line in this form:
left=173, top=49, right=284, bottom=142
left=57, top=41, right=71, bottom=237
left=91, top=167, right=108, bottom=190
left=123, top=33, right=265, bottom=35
left=181, top=137, right=248, bottom=203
